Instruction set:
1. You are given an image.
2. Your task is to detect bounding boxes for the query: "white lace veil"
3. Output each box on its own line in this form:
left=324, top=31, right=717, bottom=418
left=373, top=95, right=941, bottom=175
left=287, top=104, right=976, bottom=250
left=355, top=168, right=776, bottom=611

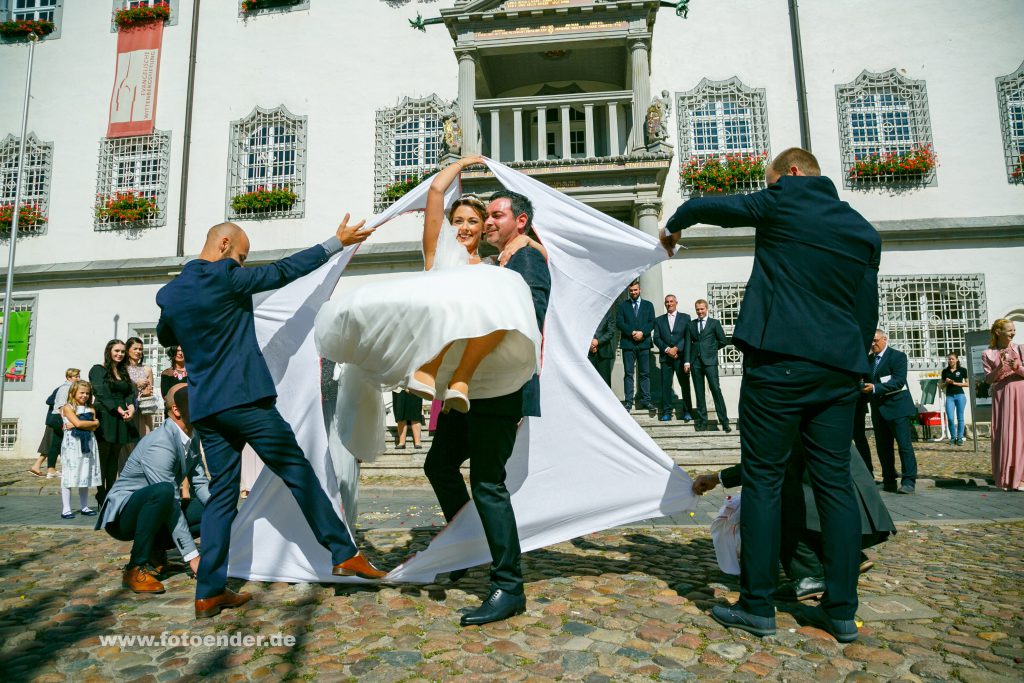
left=429, top=216, right=471, bottom=271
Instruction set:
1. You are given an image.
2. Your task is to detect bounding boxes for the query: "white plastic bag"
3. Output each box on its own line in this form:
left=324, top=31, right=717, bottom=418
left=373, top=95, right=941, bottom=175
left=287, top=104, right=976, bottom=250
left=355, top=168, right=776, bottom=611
left=710, top=494, right=741, bottom=575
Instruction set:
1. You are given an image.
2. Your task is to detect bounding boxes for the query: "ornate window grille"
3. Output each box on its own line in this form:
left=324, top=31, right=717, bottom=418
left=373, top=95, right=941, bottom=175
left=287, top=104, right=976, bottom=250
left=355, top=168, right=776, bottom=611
left=879, top=275, right=987, bottom=369
left=0, top=133, right=53, bottom=236
left=836, top=70, right=936, bottom=189
left=2, top=0, right=63, bottom=40
left=226, top=105, right=306, bottom=220
left=0, top=296, right=36, bottom=386
left=996, top=60, right=1024, bottom=183
left=706, top=282, right=746, bottom=376
left=675, top=77, right=770, bottom=196
left=95, top=130, right=171, bottom=231
left=374, top=94, right=447, bottom=212
left=0, top=419, right=17, bottom=451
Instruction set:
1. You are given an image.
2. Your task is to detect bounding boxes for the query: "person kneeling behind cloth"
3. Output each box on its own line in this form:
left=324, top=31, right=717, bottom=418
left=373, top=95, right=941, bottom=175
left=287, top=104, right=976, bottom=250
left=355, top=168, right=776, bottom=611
left=96, top=383, right=208, bottom=594
left=694, top=441, right=895, bottom=601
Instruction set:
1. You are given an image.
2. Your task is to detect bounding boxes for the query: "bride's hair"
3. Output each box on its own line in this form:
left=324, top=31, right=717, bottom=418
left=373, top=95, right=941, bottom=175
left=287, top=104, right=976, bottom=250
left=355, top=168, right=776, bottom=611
left=447, top=195, right=486, bottom=223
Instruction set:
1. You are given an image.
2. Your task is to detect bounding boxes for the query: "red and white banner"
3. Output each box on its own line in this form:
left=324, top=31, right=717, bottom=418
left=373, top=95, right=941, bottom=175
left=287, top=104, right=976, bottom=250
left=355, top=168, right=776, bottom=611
left=107, top=21, right=164, bottom=138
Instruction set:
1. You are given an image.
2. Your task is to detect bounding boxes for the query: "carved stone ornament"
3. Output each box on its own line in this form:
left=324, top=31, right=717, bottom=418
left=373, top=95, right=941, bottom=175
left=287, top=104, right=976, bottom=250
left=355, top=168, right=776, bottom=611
left=645, top=89, right=672, bottom=144
left=441, top=102, right=463, bottom=156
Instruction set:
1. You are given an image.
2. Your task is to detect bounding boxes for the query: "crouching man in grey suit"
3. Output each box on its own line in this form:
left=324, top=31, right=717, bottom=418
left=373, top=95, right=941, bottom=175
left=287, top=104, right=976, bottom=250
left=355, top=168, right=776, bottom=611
left=96, top=384, right=209, bottom=594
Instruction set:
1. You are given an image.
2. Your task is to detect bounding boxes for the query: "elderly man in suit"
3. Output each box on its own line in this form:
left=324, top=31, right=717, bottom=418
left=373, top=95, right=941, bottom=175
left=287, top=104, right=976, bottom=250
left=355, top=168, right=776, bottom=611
left=588, top=306, right=617, bottom=387
left=864, top=330, right=918, bottom=494
left=653, top=295, right=693, bottom=422
left=685, top=299, right=731, bottom=432
left=95, top=384, right=207, bottom=594
left=664, top=147, right=881, bottom=643
left=157, top=217, right=385, bottom=619
left=616, top=281, right=656, bottom=411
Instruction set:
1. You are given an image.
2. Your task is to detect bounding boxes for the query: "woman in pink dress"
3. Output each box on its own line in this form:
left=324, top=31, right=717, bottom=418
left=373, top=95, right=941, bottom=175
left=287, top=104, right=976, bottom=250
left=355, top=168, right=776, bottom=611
left=982, top=319, right=1024, bottom=491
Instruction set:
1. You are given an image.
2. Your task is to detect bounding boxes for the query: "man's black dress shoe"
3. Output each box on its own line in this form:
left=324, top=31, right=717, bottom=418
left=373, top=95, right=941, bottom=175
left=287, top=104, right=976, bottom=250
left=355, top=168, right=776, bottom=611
left=639, top=402, right=653, bottom=411
left=622, top=402, right=633, bottom=410
left=694, top=423, right=706, bottom=432
left=897, top=484, right=915, bottom=494
left=722, top=424, right=733, bottom=433
left=710, top=605, right=776, bottom=637
left=882, top=482, right=898, bottom=493
left=774, top=576, right=826, bottom=602
left=460, top=589, right=526, bottom=626
left=801, top=605, right=858, bottom=643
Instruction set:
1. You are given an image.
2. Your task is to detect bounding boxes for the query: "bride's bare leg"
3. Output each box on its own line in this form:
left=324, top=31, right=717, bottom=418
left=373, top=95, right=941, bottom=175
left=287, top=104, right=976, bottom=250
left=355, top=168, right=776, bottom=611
left=412, top=343, right=454, bottom=387
left=448, top=330, right=508, bottom=396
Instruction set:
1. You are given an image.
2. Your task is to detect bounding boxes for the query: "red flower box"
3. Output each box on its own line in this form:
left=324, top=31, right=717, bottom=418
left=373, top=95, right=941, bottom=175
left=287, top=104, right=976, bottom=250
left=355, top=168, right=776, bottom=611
left=0, top=203, right=47, bottom=231
left=848, top=144, right=937, bottom=183
left=0, top=19, right=55, bottom=38
left=680, top=152, right=768, bottom=195
left=95, top=191, right=157, bottom=224
left=113, top=2, right=171, bottom=30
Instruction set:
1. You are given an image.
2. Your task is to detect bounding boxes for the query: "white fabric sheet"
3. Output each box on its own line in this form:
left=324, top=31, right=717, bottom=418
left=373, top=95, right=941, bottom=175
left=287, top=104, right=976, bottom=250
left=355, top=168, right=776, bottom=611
left=228, top=159, right=697, bottom=584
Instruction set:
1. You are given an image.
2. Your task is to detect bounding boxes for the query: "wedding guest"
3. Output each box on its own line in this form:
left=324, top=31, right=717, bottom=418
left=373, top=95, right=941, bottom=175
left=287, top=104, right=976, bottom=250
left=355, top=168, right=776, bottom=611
left=588, top=306, right=617, bottom=387
left=864, top=330, right=918, bottom=494
left=89, top=340, right=139, bottom=506
left=160, top=346, right=187, bottom=401
left=392, top=390, right=424, bottom=449
left=941, top=353, right=968, bottom=446
left=59, top=380, right=101, bottom=519
left=982, top=319, right=1024, bottom=491
left=653, top=294, right=693, bottom=422
left=29, top=367, right=79, bottom=479
left=126, top=337, right=159, bottom=438
left=616, top=281, right=655, bottom=411
left=686, top=299, right=731, bottom=432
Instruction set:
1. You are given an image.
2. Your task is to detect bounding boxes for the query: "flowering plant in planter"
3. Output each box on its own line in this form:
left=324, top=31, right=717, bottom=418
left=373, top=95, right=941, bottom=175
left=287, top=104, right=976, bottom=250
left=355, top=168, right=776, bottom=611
left=1011, top=154, right=1024, bottom=181
left=0, top=203, right=47, bottom=231
left=680, top=152, right=767, bottom=194
left=113, top=2, right=171, bottom=30
left=381, top=169, right=438, bottom=202
left=0, top=19, right=55, bottom=38
left=231, top=186, right=298, bottom=214
left=95, top=191, right=157, bottom=224
left=241, top=0, right=302, bottom=13
left=848, top=144, right=937, bottom=183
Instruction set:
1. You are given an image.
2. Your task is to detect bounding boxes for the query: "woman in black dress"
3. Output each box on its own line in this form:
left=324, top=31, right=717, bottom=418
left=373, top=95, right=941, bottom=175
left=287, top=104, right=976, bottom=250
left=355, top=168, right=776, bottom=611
left=89, top=339, right=139, bottom=505
left=391, top=390, right=424, bottom=449
left=160, top=345, right=188, bottom=401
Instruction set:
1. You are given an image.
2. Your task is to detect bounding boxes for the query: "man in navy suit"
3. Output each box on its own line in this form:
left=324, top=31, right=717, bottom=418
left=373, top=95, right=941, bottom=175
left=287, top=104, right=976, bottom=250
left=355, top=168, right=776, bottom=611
left=157, top=217, right=385, bottom=619
left=653, top=295, right=693, bottom=421
left=863, top=330, right=918, bottom=494
left=588, top=306, right=617, bottom=387
left=615, top=281, right=655, bottom=410
left=664, top=148, right=881, bottom=643
left=685, top=300, right=731, bottom=432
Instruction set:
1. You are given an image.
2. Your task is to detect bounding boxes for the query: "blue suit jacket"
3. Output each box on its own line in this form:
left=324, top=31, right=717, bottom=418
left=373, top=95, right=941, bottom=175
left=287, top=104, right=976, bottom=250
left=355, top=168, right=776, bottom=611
left=653, top=311, right=691, bottom=361
left=616, top=298, right=656, bottom=351
left=156, top=242, right=338, bottom=422
left=869, top=347, right=918, bottom=421
left=666, top=175, right=881, bottom=376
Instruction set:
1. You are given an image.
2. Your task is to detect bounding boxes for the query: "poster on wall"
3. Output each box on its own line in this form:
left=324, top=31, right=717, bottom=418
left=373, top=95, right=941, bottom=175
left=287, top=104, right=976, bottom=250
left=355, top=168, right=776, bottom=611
left=107, top=21, right=164, bottom=138
left=2, top=311, right=31, bottom=381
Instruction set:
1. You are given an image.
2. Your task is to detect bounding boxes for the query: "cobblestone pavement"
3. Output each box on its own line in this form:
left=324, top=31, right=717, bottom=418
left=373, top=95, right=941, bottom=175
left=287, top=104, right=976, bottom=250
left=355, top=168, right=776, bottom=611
left=1, top=518, right=1022, bottom=682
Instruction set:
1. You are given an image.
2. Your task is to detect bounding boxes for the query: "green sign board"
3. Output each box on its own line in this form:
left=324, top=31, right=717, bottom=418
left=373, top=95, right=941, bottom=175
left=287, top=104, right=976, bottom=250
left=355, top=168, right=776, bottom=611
left=2, top=310, right=31, bottom=381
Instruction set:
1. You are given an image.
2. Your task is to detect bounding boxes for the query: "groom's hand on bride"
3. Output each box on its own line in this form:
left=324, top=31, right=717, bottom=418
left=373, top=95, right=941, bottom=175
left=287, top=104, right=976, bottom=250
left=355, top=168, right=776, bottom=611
left=336, top=213, right=376, bottom=246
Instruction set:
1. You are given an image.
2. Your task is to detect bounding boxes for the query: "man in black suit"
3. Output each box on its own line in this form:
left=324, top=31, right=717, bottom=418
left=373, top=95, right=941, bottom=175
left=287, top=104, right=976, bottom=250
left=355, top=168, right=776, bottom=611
left=664, top=147, right=881, bottom=643
left=588, top=306, right=617, bottom=387
left=685, top=299, right=731, bottom=432
left=864, top=330, right=918, bottom=494
left=653, top=295, right=693, bottom=422
left=615, top=281, right=655, bottom=410
left=424, top=190, right=550, bottom=627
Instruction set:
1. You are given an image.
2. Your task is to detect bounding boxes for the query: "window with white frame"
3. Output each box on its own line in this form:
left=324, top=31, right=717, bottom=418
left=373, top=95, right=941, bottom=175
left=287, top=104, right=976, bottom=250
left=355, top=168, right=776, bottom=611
left=95, top=131, right=171, bottom=231
left=705, top=282, right=746, bottom=376
left=227, top=105, right=306, bottom=220
left=879, top=275, right=987, bottom=369
left=836, top=70, right=936, bottom=189
left=110, top=1, right=179, bottom=30
left=0, top=133, right=53, bottom=236
left=676, top=78, right=770, bottom=196
left=1, top=0, right=63, bottom=40
left=996, top=60, right=1024, bottom=183
left=374, top=94, right=447, bottom=212
left=1, top=296, right=37, bottom=388
left=0, top=419, right=17, bottom=451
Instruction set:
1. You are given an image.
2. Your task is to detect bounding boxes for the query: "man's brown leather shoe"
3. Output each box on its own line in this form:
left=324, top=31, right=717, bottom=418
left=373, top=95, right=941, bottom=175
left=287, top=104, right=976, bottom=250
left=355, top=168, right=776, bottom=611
left=332, top=552, right=387, bottom=580
left=122, top=565, right=166, bottom=594
left=194, top=589, right=253, bottom=619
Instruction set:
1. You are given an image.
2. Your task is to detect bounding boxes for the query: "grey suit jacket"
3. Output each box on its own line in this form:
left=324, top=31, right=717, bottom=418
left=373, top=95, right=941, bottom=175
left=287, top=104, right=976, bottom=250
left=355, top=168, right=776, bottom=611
left=95, top=420, right=210, bottom=558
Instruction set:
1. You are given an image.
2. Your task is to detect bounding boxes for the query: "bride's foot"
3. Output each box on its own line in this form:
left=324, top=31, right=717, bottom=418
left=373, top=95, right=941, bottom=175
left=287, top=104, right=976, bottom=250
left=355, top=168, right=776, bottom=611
left=443, top=382, right=470, bottom=414
left=407, top=371, right=436, bottom=401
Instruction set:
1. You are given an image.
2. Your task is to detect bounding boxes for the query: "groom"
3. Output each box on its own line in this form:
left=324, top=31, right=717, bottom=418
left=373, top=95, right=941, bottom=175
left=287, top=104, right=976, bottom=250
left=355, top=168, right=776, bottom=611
left=424, top=189, right=550, bottom=626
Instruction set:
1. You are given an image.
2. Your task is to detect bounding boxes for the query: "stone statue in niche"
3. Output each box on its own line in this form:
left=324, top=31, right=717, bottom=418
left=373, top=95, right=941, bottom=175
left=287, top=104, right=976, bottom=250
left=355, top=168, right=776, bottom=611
left=645, top=90, right=672, bottom=146
left=440, top=102, right=463, bottom=157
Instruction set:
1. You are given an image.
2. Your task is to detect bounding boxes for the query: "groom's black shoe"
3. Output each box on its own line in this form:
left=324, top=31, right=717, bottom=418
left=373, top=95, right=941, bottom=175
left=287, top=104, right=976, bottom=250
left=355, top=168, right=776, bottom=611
left=460, top=589, right=526, bottom=626
left=710, top=605, right=776, bottom=637
left=774, top=576, right=826, bottom=602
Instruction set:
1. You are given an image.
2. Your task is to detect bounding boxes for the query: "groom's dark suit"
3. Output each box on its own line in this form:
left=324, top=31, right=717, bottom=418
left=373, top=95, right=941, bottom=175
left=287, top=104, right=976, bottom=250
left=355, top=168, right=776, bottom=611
left=157, top=237, right=359, bottom=600
left=424, top=247, right=550, bottom=596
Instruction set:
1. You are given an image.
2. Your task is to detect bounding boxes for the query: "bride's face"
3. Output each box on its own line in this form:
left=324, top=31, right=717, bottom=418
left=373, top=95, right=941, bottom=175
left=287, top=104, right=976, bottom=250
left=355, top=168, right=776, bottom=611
left=451, top=205, right=484, bottom=253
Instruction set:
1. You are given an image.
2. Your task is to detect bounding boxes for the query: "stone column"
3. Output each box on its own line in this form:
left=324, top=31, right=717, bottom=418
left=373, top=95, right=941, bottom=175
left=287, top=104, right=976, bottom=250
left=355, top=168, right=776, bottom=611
left=512, top=107, right=523, bottom=161
left=635, top=200, right=663, bottom=298
left=536, top=106, right=547, bottom=161
left=628, top=37, right=651, bottom=153
left=490, top=109, right=501, bottom=161
left=560, top=105, right=571, bottom=159
left=607, top=101, right=619, bottom=155
left=584, top=103, right=595, bottom=158
left=457, top=48, right=479, bottom=154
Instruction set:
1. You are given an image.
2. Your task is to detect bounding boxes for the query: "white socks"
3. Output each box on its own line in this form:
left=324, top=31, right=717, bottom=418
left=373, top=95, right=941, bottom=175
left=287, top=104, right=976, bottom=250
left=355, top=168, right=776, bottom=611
left=61, top=487, right=91, bottom=515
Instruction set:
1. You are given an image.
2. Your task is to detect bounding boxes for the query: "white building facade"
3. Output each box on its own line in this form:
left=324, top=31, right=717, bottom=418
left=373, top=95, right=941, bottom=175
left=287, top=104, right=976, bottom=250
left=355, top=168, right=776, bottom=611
left=0, top=0, right=1021, bottom=457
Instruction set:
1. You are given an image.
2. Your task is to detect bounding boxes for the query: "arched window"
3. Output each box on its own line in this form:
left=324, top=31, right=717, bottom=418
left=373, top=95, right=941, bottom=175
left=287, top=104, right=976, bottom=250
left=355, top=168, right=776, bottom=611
left=996, top=60, right=1024, bottom=183
left=227, top=105, right=307, bottom=220
left=374, top=94, right=448, bottom=212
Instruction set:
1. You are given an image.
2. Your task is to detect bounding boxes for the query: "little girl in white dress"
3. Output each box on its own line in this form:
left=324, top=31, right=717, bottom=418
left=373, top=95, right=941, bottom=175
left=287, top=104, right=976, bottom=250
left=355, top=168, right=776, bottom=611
left=59, top=380, right=101, bottom=519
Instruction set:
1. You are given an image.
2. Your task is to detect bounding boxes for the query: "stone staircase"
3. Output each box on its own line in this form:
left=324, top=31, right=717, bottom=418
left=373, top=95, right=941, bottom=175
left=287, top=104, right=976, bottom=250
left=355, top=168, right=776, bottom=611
left=362, top=407, right=740, bottom=477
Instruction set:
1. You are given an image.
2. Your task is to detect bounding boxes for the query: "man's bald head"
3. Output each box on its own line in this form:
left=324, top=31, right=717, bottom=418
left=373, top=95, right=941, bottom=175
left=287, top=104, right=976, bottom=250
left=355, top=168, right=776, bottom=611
left=165, top=382, right=192, bottom=431
left=199, top=222, right=250, bottom=264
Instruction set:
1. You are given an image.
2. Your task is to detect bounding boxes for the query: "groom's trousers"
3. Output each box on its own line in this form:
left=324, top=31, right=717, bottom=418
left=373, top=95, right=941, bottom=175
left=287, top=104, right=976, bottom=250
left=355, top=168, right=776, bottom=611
left=193, top=398, right=358, bottom=599
left=424, top=408, right=523, bottom=595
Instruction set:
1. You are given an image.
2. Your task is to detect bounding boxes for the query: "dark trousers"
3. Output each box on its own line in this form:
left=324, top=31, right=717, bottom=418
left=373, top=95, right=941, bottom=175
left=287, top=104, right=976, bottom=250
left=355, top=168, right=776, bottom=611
left=621, top=348, right=650, bottom=406
left=193, top=398, right=358, bottom=599
left=96, top=441, right=121, bottom=506
left=424, top=410, right=523, bottom=595
left=658, top=355, right=693, bottom=416
left=873, top=415, right=917, bottom=488
left=45, top=425, right=61, bottom=469
left=104, top=482, right=177, bottom=568
left=737, top=352, right=861, bottom=620
left=589, top=352, right=613, bottom=388
left=852, top=406, right=872, bottom=474
left=691, top=361, right=730, bottom=427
